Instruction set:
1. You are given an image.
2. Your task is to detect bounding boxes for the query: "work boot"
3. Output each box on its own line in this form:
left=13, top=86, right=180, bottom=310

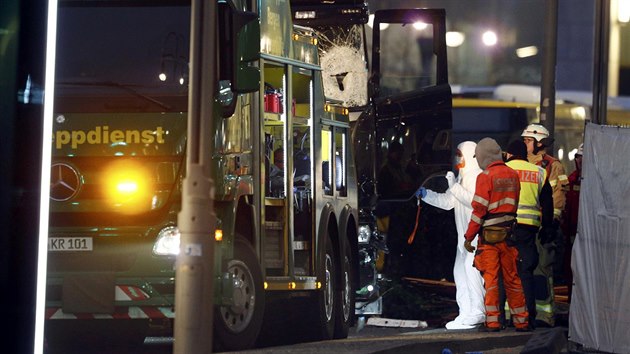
left=478, top=325, right=500, bottom=333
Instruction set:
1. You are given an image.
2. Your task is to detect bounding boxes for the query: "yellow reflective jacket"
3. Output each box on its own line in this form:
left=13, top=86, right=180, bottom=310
left=507, top=159, right=547, bottom=227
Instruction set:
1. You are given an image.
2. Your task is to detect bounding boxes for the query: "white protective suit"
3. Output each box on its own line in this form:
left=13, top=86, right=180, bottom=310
left=422, top=141, right=486, bottom=329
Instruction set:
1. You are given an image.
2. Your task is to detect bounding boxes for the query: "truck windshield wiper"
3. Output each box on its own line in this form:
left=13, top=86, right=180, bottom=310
left=58, top=81, right=172, bottom=110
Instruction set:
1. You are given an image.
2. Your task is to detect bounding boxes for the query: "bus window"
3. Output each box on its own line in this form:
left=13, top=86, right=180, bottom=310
left=321, top=126, right=333, bottom=196
left=334, top=128, right=347, bottom=196
left=291, top=66, right=312, bottom=188
left=263, top=60, right=287, bottom=198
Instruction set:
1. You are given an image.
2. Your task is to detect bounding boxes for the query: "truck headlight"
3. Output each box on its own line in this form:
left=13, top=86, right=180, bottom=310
left=358, top=225, right=371, bottom=244
left=153, top=226, right=180, bottom=256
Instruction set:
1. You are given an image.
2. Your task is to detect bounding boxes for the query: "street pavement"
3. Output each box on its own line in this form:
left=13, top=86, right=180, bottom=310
left=231, top=325, right=567, bottom=354
left=228, top=278, right=572, bottom=354
left=47, top=277, right=572, bottom=354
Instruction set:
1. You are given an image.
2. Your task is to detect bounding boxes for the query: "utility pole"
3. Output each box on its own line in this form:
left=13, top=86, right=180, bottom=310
left=540, top=0, right=558, bottom=150
left=174, top=0, right=217, bottom=352
left=593, top=0, right=610, bottom=124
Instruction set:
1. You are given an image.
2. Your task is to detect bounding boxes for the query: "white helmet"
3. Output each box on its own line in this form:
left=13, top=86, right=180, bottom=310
left=521, top=123, right=549, bottom=142
left=576, top=143, right=583, bottom=156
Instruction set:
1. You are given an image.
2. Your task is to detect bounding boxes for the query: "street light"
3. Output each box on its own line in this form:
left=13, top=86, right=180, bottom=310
left=516, top=45, right=538, bottom=58
left=158, top=32, right=188, bottom=84
left=482, top=30, right=498, bottom=46
left=619, top=0, right=630, bottom=23
left=446, top=31, right=465, bottom=47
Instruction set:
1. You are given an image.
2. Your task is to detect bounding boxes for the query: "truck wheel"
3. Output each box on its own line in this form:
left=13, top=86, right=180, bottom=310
left=334, top=236, right=355, bottom=338
left=313, top=235, right=336, bottom=340
left=214, top=236, right=264, bottom=351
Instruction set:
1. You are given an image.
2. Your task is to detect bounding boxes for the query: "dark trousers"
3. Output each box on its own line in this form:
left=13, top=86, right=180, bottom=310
left=499, top=225, right=539, bottom=327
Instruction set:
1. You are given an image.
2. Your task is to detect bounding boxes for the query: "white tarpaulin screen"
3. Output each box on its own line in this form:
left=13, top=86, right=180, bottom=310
left=569, top=122, right=630, bottom=353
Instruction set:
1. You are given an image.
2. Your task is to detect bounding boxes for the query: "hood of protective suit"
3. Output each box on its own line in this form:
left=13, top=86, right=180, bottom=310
left=457, top=141, right=481, bottom=179
left=475, top=138, right=502, bottom=170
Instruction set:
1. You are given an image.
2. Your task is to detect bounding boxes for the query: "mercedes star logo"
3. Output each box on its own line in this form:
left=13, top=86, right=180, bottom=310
left=50, top=162, right=82, bottom=201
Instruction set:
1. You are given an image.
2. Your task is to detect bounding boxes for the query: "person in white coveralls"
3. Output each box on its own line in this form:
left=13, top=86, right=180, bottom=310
left=415, top=141, right=485, bottom=329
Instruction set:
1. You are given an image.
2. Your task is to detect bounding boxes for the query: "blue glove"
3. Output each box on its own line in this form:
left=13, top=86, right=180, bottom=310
left=415, top=187, right=427, bottom=199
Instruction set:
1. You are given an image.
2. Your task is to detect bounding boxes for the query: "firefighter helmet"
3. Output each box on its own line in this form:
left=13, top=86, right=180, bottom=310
left=521, top=123, right=550, bottom=142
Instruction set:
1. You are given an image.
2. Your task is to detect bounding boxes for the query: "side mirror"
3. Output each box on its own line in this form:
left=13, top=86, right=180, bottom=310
left=218, top=2, right=260, bottom=93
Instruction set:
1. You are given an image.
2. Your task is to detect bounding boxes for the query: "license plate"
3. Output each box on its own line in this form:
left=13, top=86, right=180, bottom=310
left=48, top=237, right=93, bottom=251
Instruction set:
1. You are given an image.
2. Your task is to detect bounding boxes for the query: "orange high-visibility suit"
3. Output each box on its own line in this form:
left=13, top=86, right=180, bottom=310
left=464, top=138, right=529, bottom=330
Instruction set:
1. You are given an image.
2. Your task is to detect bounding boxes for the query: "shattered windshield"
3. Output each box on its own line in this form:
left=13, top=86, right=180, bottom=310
left=311, top=25, right=368, bottom=108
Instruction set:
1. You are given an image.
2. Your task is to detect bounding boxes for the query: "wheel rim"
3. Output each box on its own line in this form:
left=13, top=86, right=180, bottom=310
left=220, top=260, right=256, bottom=333
left=342, top=255, right=351, bottom=321
left=324, top=252, right=334, bottom=321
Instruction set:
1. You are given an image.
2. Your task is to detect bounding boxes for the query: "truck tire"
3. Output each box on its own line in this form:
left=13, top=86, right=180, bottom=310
left=334, top=236, right=355, bottom=338
left=313, top=234, right=337, bottom=340
left=214, top=235, right=265, bottom=351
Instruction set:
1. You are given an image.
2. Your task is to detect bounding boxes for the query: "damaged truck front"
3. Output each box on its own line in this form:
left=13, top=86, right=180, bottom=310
left=292, top=1, right=453, bottom=318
